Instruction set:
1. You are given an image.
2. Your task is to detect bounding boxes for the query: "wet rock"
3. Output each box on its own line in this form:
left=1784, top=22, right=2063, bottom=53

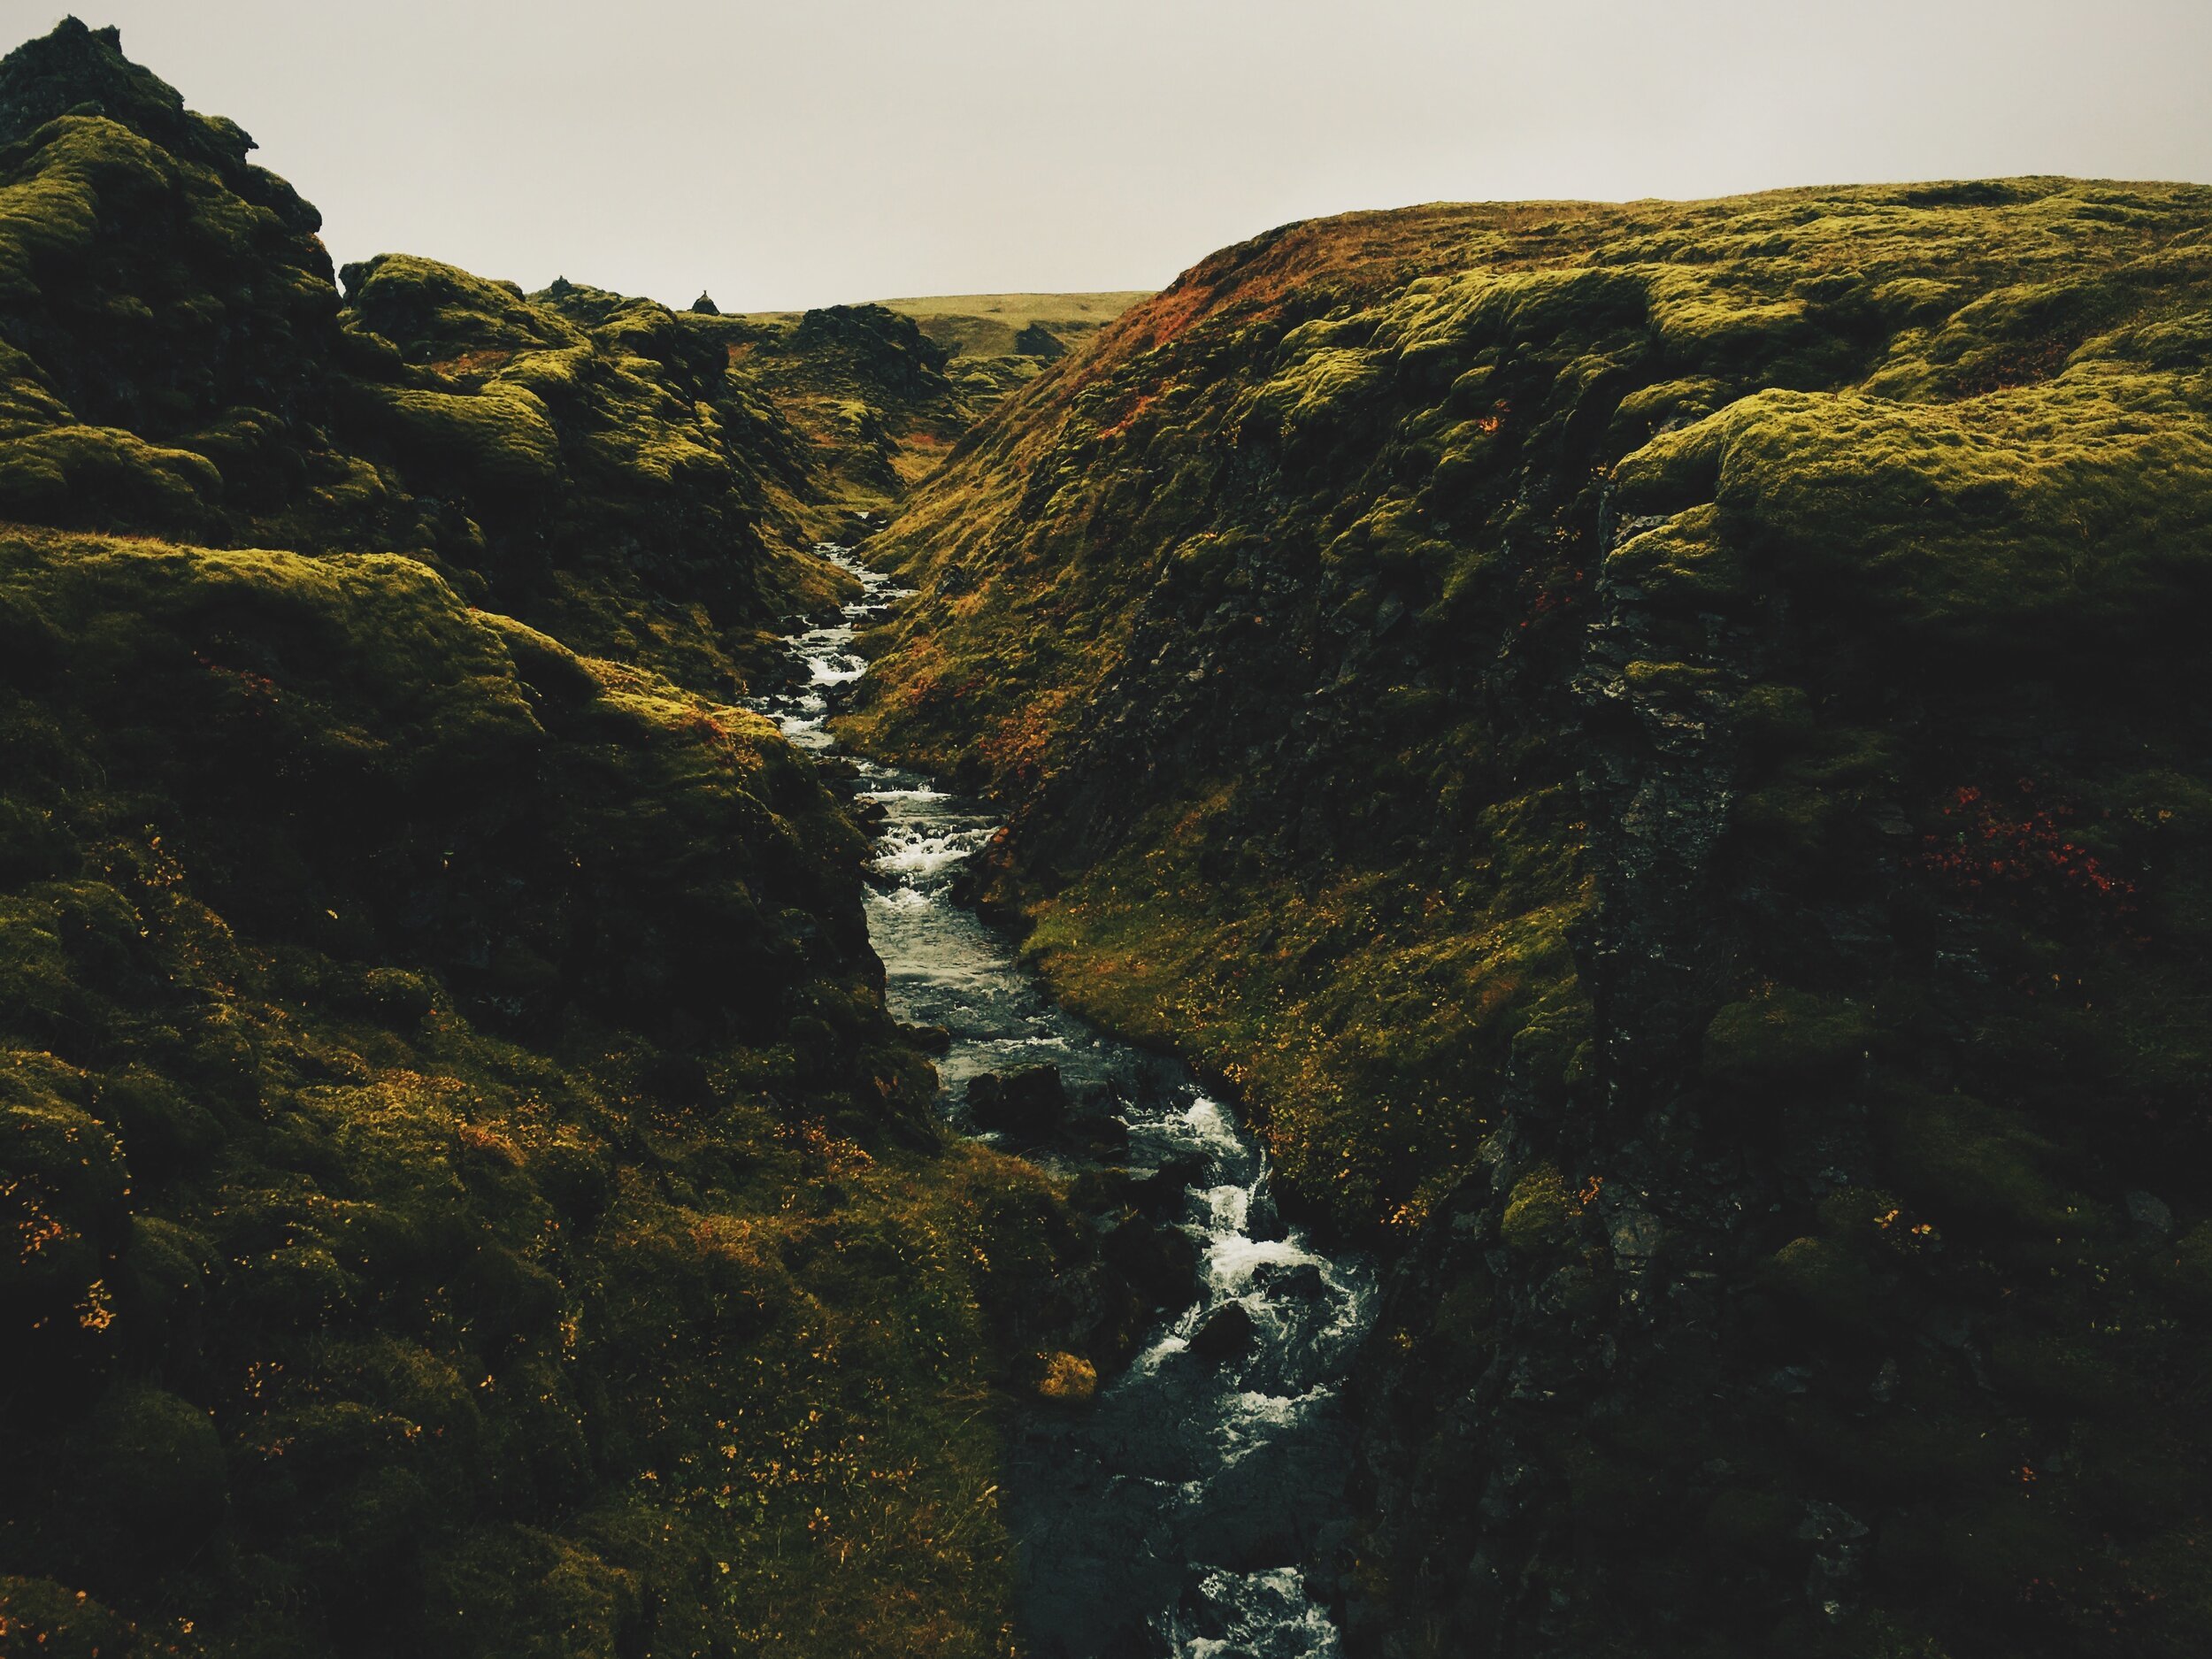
left=1797, top=1499, right=1870, bottom=1620
left=2126, top=1189, right=2175, bottom=1239
left=1070, top=1153, right=1203, bottom=1217
left=1046, top=1262, right=1150, bottom=1365
left=965, top=1064, right=1068, bottom=1141
left=1241, top=1180, right=1289, bottom=1242
left=1870, top=1357, right=1901, bottom=1404
left=1068, top=1166, right=1140, bottom=1214
left=1064, top=1079, right=1132, bottom=1156
left=1253, top=1261, right=1326, bottom=1302
left=1190, top=1301, right=1256, bottom=1364
left=897, top=1021, right=953, bottom=1055
left=1138, top=1152, right=1209, bottom=1210
left=1102, top=1215, right=1201, bottom=1312
left=1607, top=1208, right=1665, bottom=1264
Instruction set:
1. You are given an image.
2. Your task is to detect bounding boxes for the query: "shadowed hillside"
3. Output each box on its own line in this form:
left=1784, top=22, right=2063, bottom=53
left=841, top=180, right=2212, bottom=1656
left=0, top=20, right=1123, bottom=1659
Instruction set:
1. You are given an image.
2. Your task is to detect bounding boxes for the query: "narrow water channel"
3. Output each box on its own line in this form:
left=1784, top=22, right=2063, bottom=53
left=752, top=547, right=1377, bottom=1659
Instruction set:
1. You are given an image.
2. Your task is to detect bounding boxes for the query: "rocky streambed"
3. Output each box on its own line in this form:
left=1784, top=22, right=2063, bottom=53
left=752, top=547, right=1378, bottom=1658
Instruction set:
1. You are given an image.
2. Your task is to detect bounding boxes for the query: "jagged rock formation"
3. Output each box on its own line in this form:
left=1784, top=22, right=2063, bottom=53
left=845, top=184, right=2212, bottom=1656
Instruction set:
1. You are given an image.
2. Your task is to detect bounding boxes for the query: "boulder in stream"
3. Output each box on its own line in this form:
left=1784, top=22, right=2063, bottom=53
left=1102, top=1214, right=1201, bottom=1312
left=1190, top=1301, right=1256, bottom=1365
left=898, top=1021, right=953, bottom=1055
left=1253, top=1261, right=1326, bottom=1302
left=1064, top=1079, right=1132, bottom=1156
left=965, top=1064, right=1068, bottom=1140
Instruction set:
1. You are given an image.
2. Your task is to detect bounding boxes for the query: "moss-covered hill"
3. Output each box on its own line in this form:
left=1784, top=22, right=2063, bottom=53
left=736, top=294, right=1153, bottom=411
left=841, top=182, right=2212, bottom=1655
left=0, top=20, right=1111, bottom=1659
left=713, top=302, right=974, bottom=516
left=0, top=18, right=979, bottom=696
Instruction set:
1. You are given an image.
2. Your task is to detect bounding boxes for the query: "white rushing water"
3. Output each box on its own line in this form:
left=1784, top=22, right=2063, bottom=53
left=751, top=547, right=1377, bottom=1659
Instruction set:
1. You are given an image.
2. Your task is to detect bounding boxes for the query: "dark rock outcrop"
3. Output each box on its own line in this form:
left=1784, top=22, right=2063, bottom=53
left=966, top=1064, right=1071, bottom=1139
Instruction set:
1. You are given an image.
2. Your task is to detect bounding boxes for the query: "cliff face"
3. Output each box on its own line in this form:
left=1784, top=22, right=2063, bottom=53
left=0, top=22, right=1093, bottom=1659
left=845, top=183, right=2212, bottom=1655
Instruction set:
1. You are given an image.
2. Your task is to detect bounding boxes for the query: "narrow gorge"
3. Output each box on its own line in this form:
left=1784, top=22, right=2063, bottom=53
left=756, top=547, right=1377, bottom=1655
left=4, top=16, right=2212, bottom=1659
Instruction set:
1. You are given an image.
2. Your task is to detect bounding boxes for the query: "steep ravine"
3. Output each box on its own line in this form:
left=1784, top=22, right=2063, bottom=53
left=837, top=183, right=2212, bottom=1659
left=10, top=17, right=2212, bottom=1659
left=755, top=549, right=1379, bottom=1657
left=0, top=20, right=1077, bottom=1659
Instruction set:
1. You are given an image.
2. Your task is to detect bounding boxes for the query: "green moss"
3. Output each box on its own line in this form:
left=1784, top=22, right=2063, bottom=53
left=0, top=520, right=1080, bottom=1657
left=0, top=420, right=222, bottom=531
left=1761, top=1235, right=1883, bottom=1331
left=838, top=174, right=2212, bottom=1656
left=342, top=252, right=577, bottom=359
left=0, top=33, right=946, bottom=702
left=1701, top=379, right=2212, bottom=658
left=1701, top=987, right=1872, bottom=1090
left=352, top=381, right=561, bottom=495
left=1500, top=1164, right=1580, bottom=1251
left=1602, top=505, right=1750, bottom=611
left=1878, top=1087, right=2072, bottom=1233
left=87, top=1384, right=229, bottom=1552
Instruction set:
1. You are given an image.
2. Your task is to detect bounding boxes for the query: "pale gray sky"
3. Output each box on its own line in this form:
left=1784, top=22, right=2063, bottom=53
left=25, top=1, right=2212, bottom=311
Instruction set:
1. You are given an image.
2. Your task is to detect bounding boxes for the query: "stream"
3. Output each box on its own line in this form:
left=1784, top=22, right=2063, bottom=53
left=751, top=546, right=1378, bottom=1659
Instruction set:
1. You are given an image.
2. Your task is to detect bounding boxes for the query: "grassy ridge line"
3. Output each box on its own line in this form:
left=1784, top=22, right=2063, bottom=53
left=874, top=294, right=1155, bottom=363
left=840, top=179, right=2212, bottom=1654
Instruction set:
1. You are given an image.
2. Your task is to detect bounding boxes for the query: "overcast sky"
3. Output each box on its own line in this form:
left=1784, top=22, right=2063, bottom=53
left=33, top=1, right=2212, bottom=311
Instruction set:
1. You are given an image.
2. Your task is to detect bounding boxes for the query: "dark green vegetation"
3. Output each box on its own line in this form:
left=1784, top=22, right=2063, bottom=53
left=0, top=17, right=979, bottom=698
left=0, top=20, right=1118, bottom=1659
left=843, top=183, right=2212, bottom=1654
left=739, top=295, right=1153, bottom=408
left=715, top=303, right=972, bottom=516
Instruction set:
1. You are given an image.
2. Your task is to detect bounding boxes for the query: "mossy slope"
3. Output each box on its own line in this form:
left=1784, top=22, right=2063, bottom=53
left=0, top=19, right=970, bottom=698
left=0, top=526, right=1106, bottom=1659
left=0, top=19, right=1094, bottom=1659
left=714, top=302, right=972, bottom=511
left=843, top=180, right=2212, bottom=1655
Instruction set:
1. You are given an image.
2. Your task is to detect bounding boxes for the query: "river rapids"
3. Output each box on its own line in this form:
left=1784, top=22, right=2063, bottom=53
left=752, top=547, right=1377, bottom=1659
